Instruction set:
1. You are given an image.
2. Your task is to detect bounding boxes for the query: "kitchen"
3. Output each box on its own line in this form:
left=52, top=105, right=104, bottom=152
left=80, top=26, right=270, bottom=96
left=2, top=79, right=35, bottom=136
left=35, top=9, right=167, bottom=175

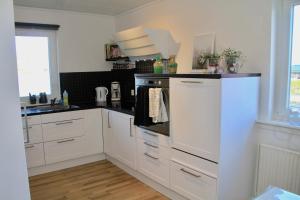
left=1, top=0, right=300, bottom=200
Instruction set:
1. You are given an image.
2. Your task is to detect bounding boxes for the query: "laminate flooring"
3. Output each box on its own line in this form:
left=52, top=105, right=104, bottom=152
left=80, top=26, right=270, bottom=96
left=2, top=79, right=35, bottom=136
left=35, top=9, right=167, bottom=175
left=29, top=160, right=169, bottom=200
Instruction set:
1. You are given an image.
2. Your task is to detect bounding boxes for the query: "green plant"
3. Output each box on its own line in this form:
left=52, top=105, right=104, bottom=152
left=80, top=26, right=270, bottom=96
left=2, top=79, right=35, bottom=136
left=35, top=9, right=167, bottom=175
left=222, top=48, right=242, bottom=59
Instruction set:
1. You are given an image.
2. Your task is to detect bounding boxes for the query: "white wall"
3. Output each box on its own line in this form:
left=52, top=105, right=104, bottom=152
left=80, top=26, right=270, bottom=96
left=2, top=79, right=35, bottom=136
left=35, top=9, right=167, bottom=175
left=115, top=0, right=274, bottom=120
left=0, top=1, right=31, bottom=200
left=14, top=6, right=115, bottom=72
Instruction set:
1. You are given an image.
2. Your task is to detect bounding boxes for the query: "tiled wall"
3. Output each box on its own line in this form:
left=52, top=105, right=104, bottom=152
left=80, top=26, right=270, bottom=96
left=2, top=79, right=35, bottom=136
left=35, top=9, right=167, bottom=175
left=60, top=69, right=136, bottom=107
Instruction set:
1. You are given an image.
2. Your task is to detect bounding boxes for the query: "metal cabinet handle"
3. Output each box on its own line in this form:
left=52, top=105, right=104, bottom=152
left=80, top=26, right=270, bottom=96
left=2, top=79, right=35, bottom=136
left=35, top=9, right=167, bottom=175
left=25, top=144, right=34, bottom=149
left=181, top=81, right=203, bottom=84
left=23, top=105, right=30, bottom=144
left=57, top=138, right=75, bottom=144
left=180, top=168, right=201, bottom=178
left=144, top=153, right=159, bottom=160
left=144, top=142, right=158, bottom=149
left=108, top=111, right=111, bottom=128
left=55, top=121, right=73, bottom=126
left=144, top=131, right=158, bottom=137
left=129, top=118, right=133, bottom=137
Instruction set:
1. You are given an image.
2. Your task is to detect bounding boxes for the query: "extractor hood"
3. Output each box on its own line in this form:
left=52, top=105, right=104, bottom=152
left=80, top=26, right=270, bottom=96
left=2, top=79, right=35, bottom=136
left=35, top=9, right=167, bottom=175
left=114, top=26, right=180, bottom=59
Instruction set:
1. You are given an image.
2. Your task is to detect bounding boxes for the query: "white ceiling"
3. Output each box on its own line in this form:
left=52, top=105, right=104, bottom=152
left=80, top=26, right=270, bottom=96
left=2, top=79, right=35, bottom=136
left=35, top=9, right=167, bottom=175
left=13, top=0, right=157, bottom=16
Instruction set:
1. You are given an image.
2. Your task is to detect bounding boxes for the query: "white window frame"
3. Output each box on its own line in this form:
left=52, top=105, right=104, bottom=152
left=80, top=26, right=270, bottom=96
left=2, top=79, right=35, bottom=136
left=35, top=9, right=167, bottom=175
left=273, top=0, right=300, bottom=122
left=15, top=28, right=60, bottom=103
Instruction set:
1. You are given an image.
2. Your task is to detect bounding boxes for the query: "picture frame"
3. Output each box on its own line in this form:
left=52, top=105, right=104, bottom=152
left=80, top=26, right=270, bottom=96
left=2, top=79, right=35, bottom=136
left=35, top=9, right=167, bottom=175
left=191, top=33, right=216, bottom=72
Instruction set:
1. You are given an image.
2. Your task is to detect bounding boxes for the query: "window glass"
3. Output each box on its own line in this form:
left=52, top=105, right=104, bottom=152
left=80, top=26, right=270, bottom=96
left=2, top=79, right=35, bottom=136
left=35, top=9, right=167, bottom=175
left=289, top=5, right=300, bottom=109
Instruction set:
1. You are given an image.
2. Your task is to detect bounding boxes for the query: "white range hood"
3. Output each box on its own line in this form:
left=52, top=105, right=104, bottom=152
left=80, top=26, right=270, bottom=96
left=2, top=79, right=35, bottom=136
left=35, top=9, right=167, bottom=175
left=114, top=26, right=180, bottom=59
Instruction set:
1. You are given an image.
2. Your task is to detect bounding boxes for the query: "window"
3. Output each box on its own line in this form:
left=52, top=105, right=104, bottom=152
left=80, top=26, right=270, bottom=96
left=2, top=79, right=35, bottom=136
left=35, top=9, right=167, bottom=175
left=272, top=0, right=300, bottom=122
left=15, top=26, right=60, bottom=101
left=289, top=5, right=300, bottom=109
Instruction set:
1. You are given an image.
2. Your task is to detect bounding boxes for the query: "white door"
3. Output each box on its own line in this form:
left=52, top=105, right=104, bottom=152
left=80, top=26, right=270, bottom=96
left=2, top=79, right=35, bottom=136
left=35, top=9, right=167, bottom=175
left=102, top=109, right=115, bottom=158
left=170, top=78, right=221, bottom=162
left=111, top=111, right=136, bottom=169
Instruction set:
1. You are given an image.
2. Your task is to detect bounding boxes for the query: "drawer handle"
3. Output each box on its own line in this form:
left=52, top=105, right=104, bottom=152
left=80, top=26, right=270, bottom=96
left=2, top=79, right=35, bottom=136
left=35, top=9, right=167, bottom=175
left=180, top=168, right=201, bottom=178
left=55, top=121, right=73, bottom=126
left=181, top=81, right=203, bottom=84
left=57, top=138, right=75, bottom=144
left=25, top=144, right=34, bottom=149
left=144, top=153, right=159, bottom=160
left=144, top=142, right=159, bottom=149
left=144, top=131, right=158, bottom=137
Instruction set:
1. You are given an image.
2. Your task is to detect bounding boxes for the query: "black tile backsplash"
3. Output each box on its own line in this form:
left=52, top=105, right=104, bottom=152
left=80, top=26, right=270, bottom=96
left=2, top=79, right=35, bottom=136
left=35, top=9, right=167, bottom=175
left=60, top=69, right=136, bottom=107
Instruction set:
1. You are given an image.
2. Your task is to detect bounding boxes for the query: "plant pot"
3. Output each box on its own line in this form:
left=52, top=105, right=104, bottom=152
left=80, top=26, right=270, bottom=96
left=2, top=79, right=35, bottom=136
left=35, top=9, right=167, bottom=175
left=226, top=57, right=240, bottom=73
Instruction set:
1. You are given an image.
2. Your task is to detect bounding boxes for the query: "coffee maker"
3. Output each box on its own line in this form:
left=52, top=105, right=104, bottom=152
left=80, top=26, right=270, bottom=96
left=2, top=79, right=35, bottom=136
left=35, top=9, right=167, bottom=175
left=111, top=82, right=121, bottom=107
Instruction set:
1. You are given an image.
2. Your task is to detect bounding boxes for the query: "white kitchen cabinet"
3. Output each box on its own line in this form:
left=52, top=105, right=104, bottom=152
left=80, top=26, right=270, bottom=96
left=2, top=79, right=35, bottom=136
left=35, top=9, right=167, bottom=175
left=136, top=134, right=170, bottom=187
left=23, top=124, right=43, bottom=144
left=25, top=143, right=45, bottom=168
left=102, top=109, right=115, bottom=158
left=170, top=77, right=260, bottom=200
left=83, top=109, right=103, bottom=155
left=170, top=78, right=220, bottom=162
left=44, top=136, right=86, bottom=164
left=41, top=111, right=85, bottom=143
left=102, top=109, right=136, bottom=170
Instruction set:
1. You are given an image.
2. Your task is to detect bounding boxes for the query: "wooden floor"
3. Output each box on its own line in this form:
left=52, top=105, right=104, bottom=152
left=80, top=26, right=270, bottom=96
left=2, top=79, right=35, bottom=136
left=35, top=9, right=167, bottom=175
left=29, top=160, right=168, bottom=200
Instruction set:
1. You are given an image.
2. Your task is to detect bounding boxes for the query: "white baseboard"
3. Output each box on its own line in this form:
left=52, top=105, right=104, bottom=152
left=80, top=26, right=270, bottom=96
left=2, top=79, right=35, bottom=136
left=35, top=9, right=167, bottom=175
left=28, top=153, right=106, bottom=177
left=107, top=156, right=187, bottom=200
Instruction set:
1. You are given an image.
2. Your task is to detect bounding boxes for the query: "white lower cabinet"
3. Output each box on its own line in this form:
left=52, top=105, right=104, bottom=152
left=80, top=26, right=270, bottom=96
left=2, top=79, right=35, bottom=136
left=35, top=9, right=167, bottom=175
left=44, top=136, right=86, bottom=164
left=170, top=161, right=217, bottom=200
left=24, top=109, right=103, bottom=170
left=25, top=143, right=45, bottom=168
left=102, top=109, right=136, bottom=170
left=137, top=137, right=170, bottom=187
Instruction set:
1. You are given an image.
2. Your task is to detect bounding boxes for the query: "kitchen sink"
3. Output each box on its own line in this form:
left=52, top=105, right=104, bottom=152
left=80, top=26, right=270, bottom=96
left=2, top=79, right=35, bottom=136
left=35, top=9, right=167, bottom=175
left=23, top=104, right=80, bottom=114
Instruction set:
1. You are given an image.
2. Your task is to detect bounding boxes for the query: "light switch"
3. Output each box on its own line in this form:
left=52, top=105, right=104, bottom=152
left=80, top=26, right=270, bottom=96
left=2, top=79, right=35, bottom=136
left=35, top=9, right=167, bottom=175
left=131, top=89, right=135, bottom=96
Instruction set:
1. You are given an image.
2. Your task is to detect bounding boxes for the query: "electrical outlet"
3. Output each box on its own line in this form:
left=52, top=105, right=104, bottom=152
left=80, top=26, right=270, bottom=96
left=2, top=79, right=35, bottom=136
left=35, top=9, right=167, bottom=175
left=131, top=89, right=135, bottom=96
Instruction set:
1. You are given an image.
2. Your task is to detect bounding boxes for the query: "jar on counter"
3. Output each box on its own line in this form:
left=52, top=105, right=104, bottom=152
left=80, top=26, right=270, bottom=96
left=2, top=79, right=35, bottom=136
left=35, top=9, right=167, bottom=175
left=153, top=56, right=163, bottom=74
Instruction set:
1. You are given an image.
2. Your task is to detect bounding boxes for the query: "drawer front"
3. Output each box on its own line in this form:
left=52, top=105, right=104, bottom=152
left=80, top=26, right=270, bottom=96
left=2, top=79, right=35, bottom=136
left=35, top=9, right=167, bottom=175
left=137, top=138, right=170, bottom=160
left=25, top=143, right=45, bottom=168
left=42, top=118, right=84, bottom=142
left=22, top=115, right=41, bottom=126
left=136, top=127, right=170, bottom=147
left=23, top=125, right=43, bottom=144
left=170, top=161, right=217, bottom=200
left=41, top=110, right=84, bottom=123
left=44, top=136, right=85, bottom=164
left=171, top=148, right=218, bottom=178
left=137, top=142, right=170, bottom=187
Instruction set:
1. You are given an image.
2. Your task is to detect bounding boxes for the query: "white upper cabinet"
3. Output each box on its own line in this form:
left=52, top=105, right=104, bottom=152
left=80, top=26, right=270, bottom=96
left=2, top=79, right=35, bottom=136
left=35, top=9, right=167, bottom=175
left=170, top=78, right=221, bottom=162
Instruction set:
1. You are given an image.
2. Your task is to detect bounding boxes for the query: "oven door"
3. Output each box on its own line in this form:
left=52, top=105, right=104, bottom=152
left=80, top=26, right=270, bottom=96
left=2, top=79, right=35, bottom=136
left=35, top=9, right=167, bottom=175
left=134, top=87, right=169, bottom=136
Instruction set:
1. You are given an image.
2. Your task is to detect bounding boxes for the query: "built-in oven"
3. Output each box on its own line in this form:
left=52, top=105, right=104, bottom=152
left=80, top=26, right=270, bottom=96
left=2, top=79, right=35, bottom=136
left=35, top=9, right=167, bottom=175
left=134, top=77, right=169, bottom=136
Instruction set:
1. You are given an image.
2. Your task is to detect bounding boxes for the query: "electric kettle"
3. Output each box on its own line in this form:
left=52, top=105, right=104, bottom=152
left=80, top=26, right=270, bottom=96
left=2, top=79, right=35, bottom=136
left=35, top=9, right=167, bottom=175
left=95, top=87, right=108, bottom=103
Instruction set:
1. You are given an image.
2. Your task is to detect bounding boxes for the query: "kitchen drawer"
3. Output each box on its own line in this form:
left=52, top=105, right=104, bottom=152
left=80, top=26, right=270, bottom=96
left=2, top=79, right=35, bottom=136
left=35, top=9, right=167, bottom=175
left=23, top=124, right=43, bottom=144
left=170, top=161, right=217, bottom=200
left=25, top=143, right=45, bottom=168
left=136, top=127, right=170, bottom=147
left=137, top=142, right=170, bottom=187
left=41, top=110, right=84, bottom=124
left=137, top=138, right=170, bottom=160
left=22, top=115, right=41, bottom=126
left=42, top=118, right=84, bottom=142
left=171, top=148, right=218, bottom=179
left=44, top=136, right=85, bottom=164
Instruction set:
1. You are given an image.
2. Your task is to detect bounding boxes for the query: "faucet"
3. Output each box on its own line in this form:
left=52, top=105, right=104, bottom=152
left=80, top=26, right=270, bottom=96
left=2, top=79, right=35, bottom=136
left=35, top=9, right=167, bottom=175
left=50, top=98, right=57, bottom=106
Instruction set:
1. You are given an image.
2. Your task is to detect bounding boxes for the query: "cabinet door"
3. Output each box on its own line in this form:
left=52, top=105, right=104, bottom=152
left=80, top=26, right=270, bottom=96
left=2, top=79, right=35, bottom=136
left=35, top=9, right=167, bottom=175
left=102, top=109, right=115, bottom=157
left=23, top=124, right=43, bottom=144
left=83, top=109, right=103, bottom=155
left=25, top=143, right=45, bottom=168
left=170, top=78, right=220, bottom=162
left=111, top=111, right=136, bottom=169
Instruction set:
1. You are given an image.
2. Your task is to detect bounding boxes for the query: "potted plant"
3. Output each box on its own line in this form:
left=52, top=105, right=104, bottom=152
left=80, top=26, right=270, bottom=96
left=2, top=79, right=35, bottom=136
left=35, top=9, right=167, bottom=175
left=207, top=53, right=221, bottom=73
left=222, top=48, right=243, bottom=73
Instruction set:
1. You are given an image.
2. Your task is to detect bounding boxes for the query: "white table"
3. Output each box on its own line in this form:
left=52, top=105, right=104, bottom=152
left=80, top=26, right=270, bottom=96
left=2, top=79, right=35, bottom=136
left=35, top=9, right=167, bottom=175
left=255, top=187, right=300, bottom=200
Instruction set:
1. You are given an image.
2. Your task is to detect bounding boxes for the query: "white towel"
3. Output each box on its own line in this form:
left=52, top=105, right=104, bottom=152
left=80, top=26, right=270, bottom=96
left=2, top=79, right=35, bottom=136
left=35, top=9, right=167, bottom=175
left=149, top=88, right=168, bottom=123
